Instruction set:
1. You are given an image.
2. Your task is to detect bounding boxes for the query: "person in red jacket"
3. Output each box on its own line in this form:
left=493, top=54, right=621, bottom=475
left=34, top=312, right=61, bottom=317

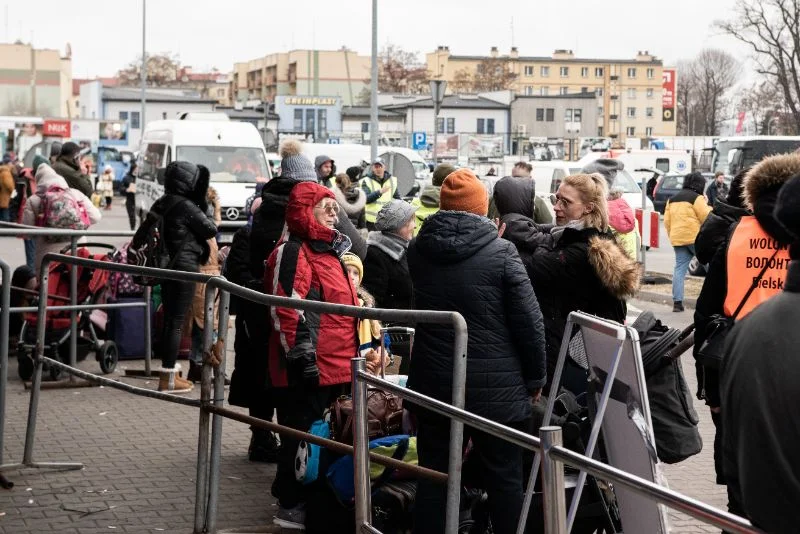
left=265, top=181, right=359, bottom=529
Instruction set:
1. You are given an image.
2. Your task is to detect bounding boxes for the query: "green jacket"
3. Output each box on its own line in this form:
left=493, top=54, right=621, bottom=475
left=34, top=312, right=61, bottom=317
left=52, top=156, right=93, bottom=198
left=488, top=192, right=553, bottom=224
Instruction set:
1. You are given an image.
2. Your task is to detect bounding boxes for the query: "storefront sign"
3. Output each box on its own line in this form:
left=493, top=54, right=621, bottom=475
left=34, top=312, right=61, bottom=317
left=662, top=69, right=676, bottom=122
left=43, top=119, right=71, bottom=137
left=284, top=97, right=338, bottom=106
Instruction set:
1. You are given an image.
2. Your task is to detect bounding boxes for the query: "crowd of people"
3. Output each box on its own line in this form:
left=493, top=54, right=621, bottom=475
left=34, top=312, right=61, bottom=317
left=5, top=136, right=800, bottom=532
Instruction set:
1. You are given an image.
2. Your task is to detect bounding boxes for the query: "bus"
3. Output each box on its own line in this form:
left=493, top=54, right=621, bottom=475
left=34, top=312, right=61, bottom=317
left=712, top=136, right=800, bottom=176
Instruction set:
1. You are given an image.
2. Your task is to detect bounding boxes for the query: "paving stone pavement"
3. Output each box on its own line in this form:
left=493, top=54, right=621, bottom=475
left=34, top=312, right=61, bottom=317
left=0, top=300, right=728, bottom=533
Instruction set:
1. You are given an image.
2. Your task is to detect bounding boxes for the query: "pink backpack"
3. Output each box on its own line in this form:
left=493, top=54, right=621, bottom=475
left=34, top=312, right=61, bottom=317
left=35, top=185, right=90, bottom=242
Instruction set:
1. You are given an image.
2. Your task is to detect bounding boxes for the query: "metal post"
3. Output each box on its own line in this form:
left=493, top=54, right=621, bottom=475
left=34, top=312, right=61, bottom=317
left=0, top=260, right=10, bottom=465
left=641, top=175, right=648, bottom=272
left=194, top=285, right=215, bottom=533
left=23, top=261, right=50, bottom=464
left=541, top=427, right=567, bottom=534
left=68, top=237, right=77, bottom=383
left=205, top=289, right=230, bottom=533
left=369, top=0, right=378, bottom=162
left=141, top=0, right=146, bottom=143
left=143, top=285, right=152, bottom=376
left=352, top=357, right=371, bottom=531
left=444, top=316, right=468, bottom=533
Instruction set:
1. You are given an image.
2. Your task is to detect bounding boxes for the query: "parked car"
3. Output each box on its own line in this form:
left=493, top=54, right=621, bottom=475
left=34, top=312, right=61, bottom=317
left=652, top=173, right=685, bottom=214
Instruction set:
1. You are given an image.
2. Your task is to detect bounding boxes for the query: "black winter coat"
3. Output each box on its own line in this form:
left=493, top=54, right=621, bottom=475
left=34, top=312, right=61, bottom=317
left=721, top=261, right=800, bottom=533
left=694, top=200, right=749, bottom=265
left=407, top=211, right=547, bottom=423
left=225, top=226, right=271, bottom=407
left=362, top=241, right=413, bottom=311
left=502, top=216, right=639, bottom=388
left=133, top=161, right=217, bottom=272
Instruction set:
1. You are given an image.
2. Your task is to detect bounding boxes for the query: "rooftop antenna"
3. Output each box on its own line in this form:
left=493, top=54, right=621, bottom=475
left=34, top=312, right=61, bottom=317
left=510, top=17, right=515, bottom=48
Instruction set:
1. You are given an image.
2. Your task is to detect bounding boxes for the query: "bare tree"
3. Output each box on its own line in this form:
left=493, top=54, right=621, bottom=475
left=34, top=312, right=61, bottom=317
left=473, top=58, right=518, bottom=92
left=736, top=81, right=785, bottom=134
left=450, top=68, right=475, bottom=93
left=373, top=44, right=428, bottom=94
left=676, top=49, right=739, bottom=135
left=117, top=53, right=181, bottom=87
left=717, top=0, right=800, bottom=132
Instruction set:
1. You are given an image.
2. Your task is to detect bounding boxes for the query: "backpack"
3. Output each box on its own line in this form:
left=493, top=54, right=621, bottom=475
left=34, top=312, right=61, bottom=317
left=108, top=244, right=144, bottom=298
left=632, top=311, right=702, bottom=464
left=35, top=185, right=90, bottom=241
left=129, top=199, right=190, bottom=286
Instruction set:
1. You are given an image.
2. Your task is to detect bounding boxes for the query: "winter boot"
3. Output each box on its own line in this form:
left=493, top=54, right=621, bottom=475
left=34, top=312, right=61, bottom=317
left=249, top=430, right=280, bottom=463
left=187, top=360, right=203, bottom=383
left=673, top=301, right=684, bottom=313
left=158, top=365, right=193, bottom=393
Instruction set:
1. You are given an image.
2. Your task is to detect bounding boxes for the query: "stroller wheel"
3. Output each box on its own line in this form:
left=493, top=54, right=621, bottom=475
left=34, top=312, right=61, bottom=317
left=98, top=342, right=118, bottom=374
left=48, top=347, right=65, bottom=381
left=17, top=352, right=34, bottom=381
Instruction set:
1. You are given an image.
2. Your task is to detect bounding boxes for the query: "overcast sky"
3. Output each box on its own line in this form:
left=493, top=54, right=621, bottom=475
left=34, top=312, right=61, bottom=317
left=3, top=0, right=749, bottom=78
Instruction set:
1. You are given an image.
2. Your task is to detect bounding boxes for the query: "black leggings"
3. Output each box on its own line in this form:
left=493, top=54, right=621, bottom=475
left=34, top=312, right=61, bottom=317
left=125, top=195, right=136, bottom=230
left=158, top=280, right=195, bottom=369
left=105, top=196, right=113, bottom=207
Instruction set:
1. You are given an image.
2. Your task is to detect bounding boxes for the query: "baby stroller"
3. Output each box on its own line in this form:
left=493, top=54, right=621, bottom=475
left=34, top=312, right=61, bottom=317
left=17, top=244, right=120, bottom=381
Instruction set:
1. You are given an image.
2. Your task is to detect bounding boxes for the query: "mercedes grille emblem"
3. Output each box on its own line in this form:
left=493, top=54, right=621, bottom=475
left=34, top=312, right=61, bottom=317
left=226, top=207, right=240, bottom=221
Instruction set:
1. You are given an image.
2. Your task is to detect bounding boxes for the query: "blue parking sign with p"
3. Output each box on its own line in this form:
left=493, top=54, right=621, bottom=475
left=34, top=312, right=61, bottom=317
left=412, top=132, right=427, bottom=150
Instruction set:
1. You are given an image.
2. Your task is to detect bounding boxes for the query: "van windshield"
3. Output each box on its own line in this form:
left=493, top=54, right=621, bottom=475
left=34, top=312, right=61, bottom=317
left=612, top=170, right=642, bottom=193
left=176, top=146, right=269, bottom=182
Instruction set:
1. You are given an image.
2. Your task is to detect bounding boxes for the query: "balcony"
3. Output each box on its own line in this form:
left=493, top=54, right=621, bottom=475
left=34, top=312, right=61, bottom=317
left=609, top=114, right=619, bottom=120
left=610, top=75, right=619, bottom=81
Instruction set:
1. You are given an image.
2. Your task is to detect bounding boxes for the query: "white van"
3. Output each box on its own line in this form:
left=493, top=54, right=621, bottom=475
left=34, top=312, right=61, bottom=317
left=136, top=118, right=271, bottom=222
left=579, top=149, right=692, bottom=184
left=531, top=161, right=655, bottom=212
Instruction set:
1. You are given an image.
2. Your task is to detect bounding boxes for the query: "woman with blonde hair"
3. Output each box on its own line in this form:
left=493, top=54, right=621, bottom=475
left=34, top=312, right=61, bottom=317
left=501, top=173, right=640, bottom=392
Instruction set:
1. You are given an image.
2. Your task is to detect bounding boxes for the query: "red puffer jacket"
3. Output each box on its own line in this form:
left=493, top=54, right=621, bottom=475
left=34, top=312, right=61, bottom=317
left=266, top=182, right=359, bottom=388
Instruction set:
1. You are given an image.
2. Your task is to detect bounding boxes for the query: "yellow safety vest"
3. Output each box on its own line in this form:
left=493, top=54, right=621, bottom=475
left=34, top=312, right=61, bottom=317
left=723, top=216, right=791, bottom=319
left=362, top=176, right=397, bottom=224
left=410, top=197, right=439, bottom=236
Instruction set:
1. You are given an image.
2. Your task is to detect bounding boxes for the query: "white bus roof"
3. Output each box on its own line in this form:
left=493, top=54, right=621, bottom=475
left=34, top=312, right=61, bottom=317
left=715, top=136, right=800, bottom=142
left=142, top=120, right=264, bottom=148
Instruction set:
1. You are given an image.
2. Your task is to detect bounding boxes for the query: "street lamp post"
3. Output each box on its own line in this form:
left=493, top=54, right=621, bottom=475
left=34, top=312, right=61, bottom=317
left=369, top=0, right=378, bottom=163
left=140, top=0, right=146, bottom=144
left=430, top=79, right=447, bottom=164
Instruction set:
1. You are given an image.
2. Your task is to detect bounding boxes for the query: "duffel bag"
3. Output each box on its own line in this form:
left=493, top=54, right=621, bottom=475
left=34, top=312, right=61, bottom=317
left=331, top=388, right=403, bottom=445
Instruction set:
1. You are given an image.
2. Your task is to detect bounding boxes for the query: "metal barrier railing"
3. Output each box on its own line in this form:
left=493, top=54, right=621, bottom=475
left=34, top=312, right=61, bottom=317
left=350, top=365, right=761, bottom=534
left=2, top=251, right=466, bottom=533
left=0, top=244, right=761, bottom=534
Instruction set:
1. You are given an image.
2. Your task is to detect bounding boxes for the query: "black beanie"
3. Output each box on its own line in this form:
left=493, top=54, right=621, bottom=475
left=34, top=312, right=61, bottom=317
left=60, top=141, right=80, bottom=158
left=774, top=174, right=800, bottom=244
left=346, top=166, right=361, bottom=183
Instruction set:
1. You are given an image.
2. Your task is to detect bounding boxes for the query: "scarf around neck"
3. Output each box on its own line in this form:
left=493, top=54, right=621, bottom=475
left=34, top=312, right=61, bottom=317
left=550, top=219, right=586, bottom=245
left=367, top=231, right=409, bottom=261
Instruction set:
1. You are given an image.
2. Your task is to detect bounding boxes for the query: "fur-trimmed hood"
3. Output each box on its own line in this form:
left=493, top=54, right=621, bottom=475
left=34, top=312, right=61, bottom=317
left=743, top=152, right=800, bottom=244
left=744, top=152, right=800, bottom=211
left=331, top=183, right=366, bottom=215
left=357, top=286, right=375, bottom=308
left=587, top=235, right=641, bottom=298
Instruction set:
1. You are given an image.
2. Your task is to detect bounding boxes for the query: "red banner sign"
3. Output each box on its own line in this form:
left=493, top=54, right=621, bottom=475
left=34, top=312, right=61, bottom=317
left=662, top=69, right=676, bottom=109
left=43, top=120, right=71, bottom=137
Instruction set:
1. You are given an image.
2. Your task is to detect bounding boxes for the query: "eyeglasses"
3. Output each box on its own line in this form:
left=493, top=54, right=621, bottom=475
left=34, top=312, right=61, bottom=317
left=551, top=195, right=577, bottom=208
left=314, top=202, right=339, bottom=215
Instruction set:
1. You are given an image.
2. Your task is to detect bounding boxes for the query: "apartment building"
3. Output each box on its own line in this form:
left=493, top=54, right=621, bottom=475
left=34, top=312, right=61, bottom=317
left=231, top=48, right=370, bottom=106
left=0, top=42, right=72, bottom=117
left=425, top=46, right=676, bottom=142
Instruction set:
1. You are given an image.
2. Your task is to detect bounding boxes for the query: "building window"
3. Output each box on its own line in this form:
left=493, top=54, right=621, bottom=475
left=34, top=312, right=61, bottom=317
left=525, top=86, right=534, bottom=96
left=361, top=122, right=369, bottom=133
left=118, top=111, right=129, bottom=121
left=162, top=112, right=167, bottom=119
left=437, top=117, right=445, bottom=134
left=536, top=108, right=545, bottom=122
left=294, top=109, right=303, bottom=131
left=486, top=118, right=495, bottom=134
left=477, top=118, right=485, bottom=134
left=541, top=66, right=550, bottom=77
left=574, top=109, right=582, bottom=122
left=627, top=126, right=636, bottom=136
left=524, top=65, right=534, bottom=76
left=627, top=107, right=637, bottom=118
left=598, top=126, right=604, bottom=136
left=581, top=67, right=589, bottom=78
left=131, top=111, right=140, bottom=129
left=217, top=88, right=225, bottom=97
left=446, top=118, right=455, bottom=134
left=646, top=107, right=654, bottom=118
left=560, top=87, right=569, bottom=95
left=560, top=66, right=569, bottom=77
left=546, top=108, right=555, bottom=122
left=595, top=67, right=604, bottom=77
left=627, top=67, right=637, bottom=78
left=305, top=109, right=316, bottom=136
left=646, top=88, right=654, bottom=99
left=581, top=87, right=588, bottom=93
left=541, top=86, right=550, bottom=96
left=645, top=126, right=654, bottom=137
left=318, top=109, right=328, bottom=137
left=647, top=67, right=655, bottom=79
left=627, top=88, right=637, bottom=99
left=598, top=106, right=604, bottom=115
left=565, top=109, right=573, bottom=122
left=596, top=88, right=604, bottom=97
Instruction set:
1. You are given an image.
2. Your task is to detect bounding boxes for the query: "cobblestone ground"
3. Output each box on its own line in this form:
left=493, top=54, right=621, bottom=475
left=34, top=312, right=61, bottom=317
left=0, top=300, right=726, bottom=533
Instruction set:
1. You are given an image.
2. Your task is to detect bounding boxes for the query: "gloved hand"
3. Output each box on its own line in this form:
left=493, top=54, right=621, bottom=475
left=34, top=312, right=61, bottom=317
left=302, top=359, right=320, bottom=389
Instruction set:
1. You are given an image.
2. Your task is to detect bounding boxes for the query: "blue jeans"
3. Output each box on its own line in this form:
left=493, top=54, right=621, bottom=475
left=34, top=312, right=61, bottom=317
left=0, top=207, right=9, bottom=222
left=673, top=245, right=695, bottom=302
left=24, top=239, right=35, bottom=271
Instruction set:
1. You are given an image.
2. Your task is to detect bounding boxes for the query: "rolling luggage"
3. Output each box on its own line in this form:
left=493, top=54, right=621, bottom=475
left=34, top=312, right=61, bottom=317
left=107, top=297, right=150, bottom=360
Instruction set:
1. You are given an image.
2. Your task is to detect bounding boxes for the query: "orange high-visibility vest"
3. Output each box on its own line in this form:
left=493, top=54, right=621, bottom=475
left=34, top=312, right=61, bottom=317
left=723, top=216, right=791, bottom=318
